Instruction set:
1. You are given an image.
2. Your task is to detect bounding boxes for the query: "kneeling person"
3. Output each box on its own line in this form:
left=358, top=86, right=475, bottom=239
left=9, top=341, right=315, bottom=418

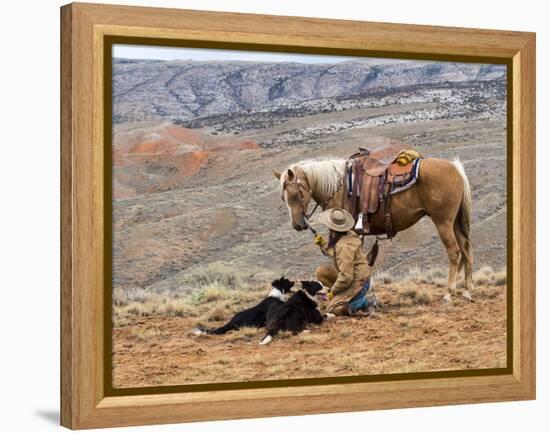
left=315, top=208, right=375, bottom=316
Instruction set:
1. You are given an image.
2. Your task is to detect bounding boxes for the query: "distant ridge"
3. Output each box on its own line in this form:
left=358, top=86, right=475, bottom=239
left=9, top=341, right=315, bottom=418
left=112, top=59, right=505, bottom=124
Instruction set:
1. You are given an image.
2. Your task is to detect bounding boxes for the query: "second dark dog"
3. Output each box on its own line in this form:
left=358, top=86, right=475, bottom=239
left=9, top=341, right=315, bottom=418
left=192, top=276, right=294, bottom=335
left=259, top=280, right=333, bottom=345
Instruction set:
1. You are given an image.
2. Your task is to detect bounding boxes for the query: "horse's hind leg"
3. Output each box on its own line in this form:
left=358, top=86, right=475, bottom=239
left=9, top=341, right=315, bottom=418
left=453, top=219, right=474, bottom=301
left=434, top=220, right=461, bottom=303
left=459, top=249, right=474, bottom=301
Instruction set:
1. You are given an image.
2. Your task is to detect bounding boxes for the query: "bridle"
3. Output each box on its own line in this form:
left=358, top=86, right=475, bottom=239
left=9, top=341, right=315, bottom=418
left=283, top=177, right=320, bottom=234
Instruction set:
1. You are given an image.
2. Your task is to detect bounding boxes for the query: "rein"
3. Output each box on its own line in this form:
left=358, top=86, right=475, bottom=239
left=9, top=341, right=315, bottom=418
left=296, top=179, right=319, bottom=234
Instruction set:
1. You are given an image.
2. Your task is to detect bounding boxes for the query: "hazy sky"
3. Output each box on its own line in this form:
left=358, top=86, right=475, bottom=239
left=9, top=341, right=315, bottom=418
left=113, top=44, right=400, bottom=64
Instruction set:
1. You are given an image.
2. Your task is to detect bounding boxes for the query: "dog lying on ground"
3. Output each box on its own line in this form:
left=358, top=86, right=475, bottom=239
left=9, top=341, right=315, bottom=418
left=192, top=276, right=294, bottom=335
left=259, top=281, right=334, bottom=345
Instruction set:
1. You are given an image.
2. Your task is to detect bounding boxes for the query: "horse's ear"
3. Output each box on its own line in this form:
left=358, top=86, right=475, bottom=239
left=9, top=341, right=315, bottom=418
left=287, top=168, right=295, bottom=181
left=272, top=169, right=282, bottom=180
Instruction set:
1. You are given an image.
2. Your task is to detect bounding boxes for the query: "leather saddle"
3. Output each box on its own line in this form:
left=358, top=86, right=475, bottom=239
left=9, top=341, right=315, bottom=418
left=348, top=148, right=421, bottom=237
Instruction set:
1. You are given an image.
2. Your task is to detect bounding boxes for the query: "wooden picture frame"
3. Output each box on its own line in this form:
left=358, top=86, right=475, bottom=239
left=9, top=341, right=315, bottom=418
left=60, top=2, right=536, bottom=429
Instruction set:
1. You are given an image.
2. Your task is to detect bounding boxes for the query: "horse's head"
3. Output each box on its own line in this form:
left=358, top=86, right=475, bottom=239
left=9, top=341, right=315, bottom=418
left=273, top=167, right=311, bottom=231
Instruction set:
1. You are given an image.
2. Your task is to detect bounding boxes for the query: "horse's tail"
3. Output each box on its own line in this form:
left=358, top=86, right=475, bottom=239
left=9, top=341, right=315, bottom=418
left=452, top=158, right=473, bottom=271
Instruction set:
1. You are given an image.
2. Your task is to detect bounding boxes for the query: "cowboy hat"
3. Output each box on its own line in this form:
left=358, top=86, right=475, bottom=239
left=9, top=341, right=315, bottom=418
left=317, top=208, right=354, bottom=232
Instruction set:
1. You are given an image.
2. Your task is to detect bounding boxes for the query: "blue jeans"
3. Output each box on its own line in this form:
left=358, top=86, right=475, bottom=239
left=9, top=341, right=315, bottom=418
left=348, top=278, right=374, bottom=314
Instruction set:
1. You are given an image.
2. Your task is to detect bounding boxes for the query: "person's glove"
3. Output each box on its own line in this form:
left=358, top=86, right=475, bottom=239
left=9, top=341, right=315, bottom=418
left=314, top=234, right=326, bottom=247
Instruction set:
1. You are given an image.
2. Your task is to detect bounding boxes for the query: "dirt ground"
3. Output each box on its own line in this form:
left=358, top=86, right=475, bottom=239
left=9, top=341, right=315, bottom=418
left=112, top=282, right=507, bottom=388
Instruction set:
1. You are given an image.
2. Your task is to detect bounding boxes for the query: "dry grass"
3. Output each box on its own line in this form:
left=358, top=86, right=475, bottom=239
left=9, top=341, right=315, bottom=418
left=402, top=267, right=448, bottom=287
left=114, top=264, right=507, bottom=327
left=400, top=288, right=432, bottom=306
left=473, top=265, right=507, bottom=286
left=376, top=265, right=506, bottom=288
left=206, top=305, right=228, bottom=322
left=182, top=262, right=244, bottom=292
left=113, top=290, right=197, bottom=327
left=147, top=262, right=245, bottom=294
left=113, top=267, right=269, bottom=328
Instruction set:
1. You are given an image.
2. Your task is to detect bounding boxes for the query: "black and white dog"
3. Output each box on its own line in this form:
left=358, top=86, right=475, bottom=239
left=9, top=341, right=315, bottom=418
left=259, top=281, right=334, bottom=345
left=192, top=276, right=294, bottom=335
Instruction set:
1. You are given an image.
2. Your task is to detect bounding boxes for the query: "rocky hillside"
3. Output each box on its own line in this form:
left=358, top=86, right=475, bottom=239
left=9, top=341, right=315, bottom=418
left=113, top=59, right=505, bottom=125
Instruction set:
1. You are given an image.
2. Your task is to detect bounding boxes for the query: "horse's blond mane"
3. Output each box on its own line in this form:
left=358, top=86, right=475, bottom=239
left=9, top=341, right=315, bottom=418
left=283, top=158, right=346, bottom=202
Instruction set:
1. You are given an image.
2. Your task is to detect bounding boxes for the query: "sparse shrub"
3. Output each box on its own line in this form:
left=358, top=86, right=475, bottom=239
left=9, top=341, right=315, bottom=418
left=392, top=265, right=506, bottom=288
left=493, top=270, right=507, bottom=286
left=473, top=265, right=493, bottom=285
left=147, top=262, right=248, bottom=295
left=415, top=268, right=447, bottom=285
left=112, top=281, right=271, bottom=327
left=415, top=292, right=431, bottom=306
left=112, top=289, right=198, bottom=327
left=375, top=272, right=393, bottom=284
left=207, top=305, right=227, bottom=322
left=161, top=298, right=193, bottom=317
left=404, top=267, right=422, bottom=284
left=113, top=287, right=129, bottom=307
left=433, top=278, right=447, bottom=288
left=402, top=289, right=418, bottom=300
left=342, top=359, right=358, bottom=371
left=190, top=285, right=231, bottom=304
left=473, top=265, right=507, bottom=286
left=180, top=262, right=243, bottom=291
left=399, top=288, right=431, bottom=306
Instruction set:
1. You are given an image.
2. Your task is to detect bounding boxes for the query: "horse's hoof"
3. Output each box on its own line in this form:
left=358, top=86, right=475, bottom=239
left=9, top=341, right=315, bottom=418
left=462, top=290, right=474, bottom=302
left=443, top=293, right=453, bottom=303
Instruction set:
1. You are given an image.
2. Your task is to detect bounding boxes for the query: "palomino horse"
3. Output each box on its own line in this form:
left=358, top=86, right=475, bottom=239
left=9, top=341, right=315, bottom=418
left=273, top=157, right=473, bottom=302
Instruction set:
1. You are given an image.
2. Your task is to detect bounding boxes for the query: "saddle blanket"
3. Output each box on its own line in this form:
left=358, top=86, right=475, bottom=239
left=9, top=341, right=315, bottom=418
left=390, top=156, right=422, bottom=195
